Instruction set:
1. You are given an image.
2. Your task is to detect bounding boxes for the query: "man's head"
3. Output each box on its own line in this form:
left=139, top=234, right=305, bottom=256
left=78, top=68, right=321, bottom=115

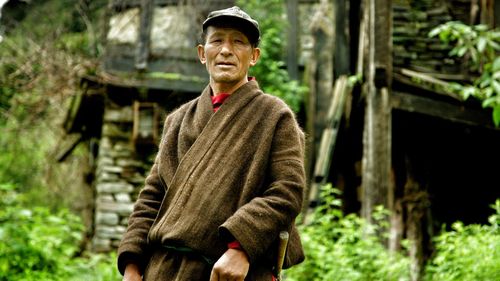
left=201, top=6, right=260, bottom=47
left=197, top=6, right=261, bottom=93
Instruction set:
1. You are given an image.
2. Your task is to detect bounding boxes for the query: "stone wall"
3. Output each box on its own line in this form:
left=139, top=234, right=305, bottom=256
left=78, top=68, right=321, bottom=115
left=392, top=0, right=471, bottom=73
left=91, top=101, right=155, bottom=252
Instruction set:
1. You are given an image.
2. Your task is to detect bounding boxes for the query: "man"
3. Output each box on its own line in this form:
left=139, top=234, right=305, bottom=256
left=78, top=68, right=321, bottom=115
left=118, top=6, right=305, bottom=281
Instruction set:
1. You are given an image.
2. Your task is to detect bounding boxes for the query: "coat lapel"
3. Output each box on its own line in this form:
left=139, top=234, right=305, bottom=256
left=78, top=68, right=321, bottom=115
left=169, top=81, right=262, bottom=190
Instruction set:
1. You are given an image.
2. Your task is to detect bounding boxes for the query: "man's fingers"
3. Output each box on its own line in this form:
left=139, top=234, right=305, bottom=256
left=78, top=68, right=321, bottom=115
left=209, top=268, right=219, bottom=281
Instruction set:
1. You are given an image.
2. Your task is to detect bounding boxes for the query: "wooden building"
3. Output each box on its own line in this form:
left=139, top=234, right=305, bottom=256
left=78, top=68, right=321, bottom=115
left=306, top=0, right=500, bottom=279
left=60, top=0, right=234, bottom=252
left=58, top=0, right=499, bottom=279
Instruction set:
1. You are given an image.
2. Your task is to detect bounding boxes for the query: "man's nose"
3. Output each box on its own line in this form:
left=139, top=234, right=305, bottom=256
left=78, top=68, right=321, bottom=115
left=220, top=41, right=233, bottom=55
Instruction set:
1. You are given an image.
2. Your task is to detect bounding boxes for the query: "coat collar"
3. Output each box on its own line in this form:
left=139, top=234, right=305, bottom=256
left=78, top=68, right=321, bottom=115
left=165, top=80, right=262, bottom=195
left=197, top=80, right=262, bottom=128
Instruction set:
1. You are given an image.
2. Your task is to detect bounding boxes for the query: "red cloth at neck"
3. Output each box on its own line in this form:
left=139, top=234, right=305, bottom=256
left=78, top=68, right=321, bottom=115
left=211, top=93, right=230, bottom=112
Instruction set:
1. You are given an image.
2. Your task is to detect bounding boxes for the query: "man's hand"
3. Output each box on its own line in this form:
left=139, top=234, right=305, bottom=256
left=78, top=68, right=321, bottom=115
left=210, top=248, right=250, bottom=281
left=123, top=263, right=142, bottom=281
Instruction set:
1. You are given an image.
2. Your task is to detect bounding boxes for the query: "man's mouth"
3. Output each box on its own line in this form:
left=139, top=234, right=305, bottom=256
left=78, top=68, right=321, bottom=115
left=216, top=62, right=235, bottom=66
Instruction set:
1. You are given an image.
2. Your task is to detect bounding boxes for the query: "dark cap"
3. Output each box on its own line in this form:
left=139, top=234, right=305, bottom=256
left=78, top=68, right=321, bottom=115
left=202, top=6, right=260, bottom=46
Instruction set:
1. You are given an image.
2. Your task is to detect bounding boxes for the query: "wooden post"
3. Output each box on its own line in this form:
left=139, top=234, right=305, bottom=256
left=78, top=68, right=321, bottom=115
left=495, top=0, right=500, bottom=27
left=402, top=156, right=431, bottom=281
left=135, top=0, right=154, bottom=71
left=360, top=0, right=392, bottom=225
left=334, top=0, right=351, bottom=76
left=480, top=0, right=495, bottom=27
left=287, top=0, right=299, bottom=80
left=304, top=0, right=334, bottom=212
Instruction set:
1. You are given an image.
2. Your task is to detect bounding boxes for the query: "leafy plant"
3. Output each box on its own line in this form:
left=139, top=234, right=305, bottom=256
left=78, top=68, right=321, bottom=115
left=424, top=200, right=500, bottom=281
left=0, top=183, right=120, bottom=281
left=284, top=184, right=411, bottom=281
left=429, top=22, right=500, bottom=126
left=237, top=0, right=307, bottom=112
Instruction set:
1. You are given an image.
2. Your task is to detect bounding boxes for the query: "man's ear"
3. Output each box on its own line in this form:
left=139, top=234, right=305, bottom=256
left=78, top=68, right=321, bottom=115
left=249, top=47, right=261, bottom=67
left=197, top=45, right=206, bottom=64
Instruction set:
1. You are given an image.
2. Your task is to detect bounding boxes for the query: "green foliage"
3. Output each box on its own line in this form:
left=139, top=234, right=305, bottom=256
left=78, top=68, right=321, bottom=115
left=0, top=110, right=51, bottom=190
left=429, top=22, right=500, bottom=126
left=424, top=200, right=500, bottom=281
left=285, top=184, right=411, bottom=281
left=0, top=183, right=120, bottom=281
left=237, top=0, right=307, bottom=112
left=0, top=0, right=102, bottom=206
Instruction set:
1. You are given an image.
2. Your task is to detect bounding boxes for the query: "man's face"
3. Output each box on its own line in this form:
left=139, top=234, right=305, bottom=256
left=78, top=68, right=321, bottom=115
left=198, top=26, right=260, bottom=89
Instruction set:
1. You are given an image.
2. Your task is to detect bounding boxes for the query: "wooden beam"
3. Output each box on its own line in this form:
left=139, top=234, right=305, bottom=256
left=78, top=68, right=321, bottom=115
left=85, top=72, right=207, bottom=93
left=56, top=134, right=84, bottom=162
left=391, top=91, right=496, bottom=128
left=360, top=0, right=393, bottom=224
left=397, top=68, right=463, bottom=101
left=135, top=0, right=154, bottom=71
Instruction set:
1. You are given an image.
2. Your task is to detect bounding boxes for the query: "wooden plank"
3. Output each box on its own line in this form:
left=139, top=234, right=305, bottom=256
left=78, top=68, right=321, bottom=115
left=312, top=76, right=351, bottom=197
left=391, top=91, right=496, bottom=128
left=398, top=68, right=464, bottom=101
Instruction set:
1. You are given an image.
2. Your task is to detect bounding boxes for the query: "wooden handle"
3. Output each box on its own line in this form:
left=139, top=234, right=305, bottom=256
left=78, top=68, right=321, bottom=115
left=275, top=231, right=289, bottom=280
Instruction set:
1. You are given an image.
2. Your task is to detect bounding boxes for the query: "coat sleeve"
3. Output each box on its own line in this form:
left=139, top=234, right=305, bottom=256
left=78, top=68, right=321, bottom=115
left=219, top=108, right=306, bottom=264
left=116, top=117, right=171, bottom=275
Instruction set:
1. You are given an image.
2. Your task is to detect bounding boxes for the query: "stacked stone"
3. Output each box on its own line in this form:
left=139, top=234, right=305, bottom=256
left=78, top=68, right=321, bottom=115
left=91, top=103, right=153, bottom=252
left=392, top=0, right=471, bottom=73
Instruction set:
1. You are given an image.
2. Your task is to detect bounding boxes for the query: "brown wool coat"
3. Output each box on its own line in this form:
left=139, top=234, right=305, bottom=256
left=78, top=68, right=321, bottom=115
left=117, top=81, right=305, bottom=280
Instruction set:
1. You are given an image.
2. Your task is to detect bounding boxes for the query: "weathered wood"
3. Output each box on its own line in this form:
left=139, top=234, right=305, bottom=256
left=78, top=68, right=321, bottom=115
left=480, top=0, right=495, bottom=26
left=496, top=0, right=500, bottom=27
left=287, top=0, right=299, bottom=80
left=135, top=0, right=154, bottom=70
left=304, top=0, right=334, bottom=212
left=132, top=102, right=160, bottom=146
left=63, top=90, right=85, bottom=133
left=391, top=91, right=496, bottom=128
left=388, top=196, right=404, bottom=252
left=333, top=0, right=351, bottom=76
left=374, top=0, right=392, bottom=87
left=313, top=75, right=351, bottom=181
left=87, top=72, right=207, bottom=93
left=398, top=68, right=464, bottom=101
left=56, top=133, right=84, bottom=162
left=404, top=176, right=428, bottom=281
left=360, top=0, right=392, bottom=224
left=356, top=12, right=366, bottom=77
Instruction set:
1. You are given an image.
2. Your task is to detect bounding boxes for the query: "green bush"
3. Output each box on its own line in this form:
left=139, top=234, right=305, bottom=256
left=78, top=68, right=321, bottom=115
left=429, top=22, right=500, bottom=126
left=424, top=200, right=500, bottom=281
left=0, top=183, right=120, bottom=281
left=285, top=184, right=411, bottom=281
left=238, top=0, right=307, bottom=113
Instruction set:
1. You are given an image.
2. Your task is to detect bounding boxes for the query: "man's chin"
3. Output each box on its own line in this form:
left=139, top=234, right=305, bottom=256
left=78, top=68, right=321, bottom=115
left=212, top=75, right=237, bottom=84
